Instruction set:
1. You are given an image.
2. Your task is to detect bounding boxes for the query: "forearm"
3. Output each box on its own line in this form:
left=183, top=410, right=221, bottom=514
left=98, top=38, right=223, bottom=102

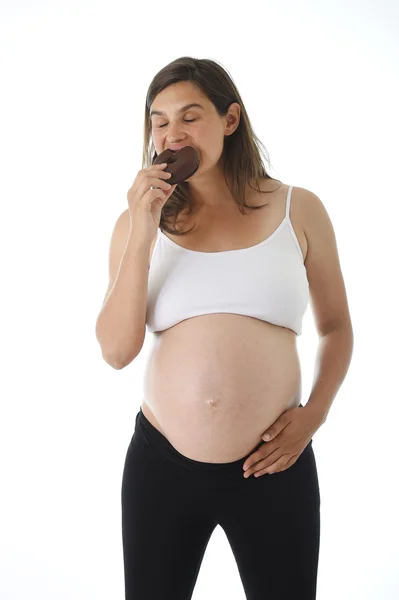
left=96, top=234, right=151, bottom=367
left=305, top=326, right=354, bottom=424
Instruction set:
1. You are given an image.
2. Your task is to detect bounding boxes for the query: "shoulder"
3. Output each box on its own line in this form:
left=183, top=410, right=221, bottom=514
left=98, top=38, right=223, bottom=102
left=291, top=186, right=332, bottom=242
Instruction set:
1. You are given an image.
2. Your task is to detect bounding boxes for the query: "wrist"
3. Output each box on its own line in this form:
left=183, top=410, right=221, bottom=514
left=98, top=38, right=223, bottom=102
left=302, top=402, right=328, bottom=428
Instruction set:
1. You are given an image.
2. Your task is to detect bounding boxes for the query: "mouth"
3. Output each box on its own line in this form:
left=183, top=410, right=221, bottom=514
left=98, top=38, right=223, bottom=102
left=167, top=145, right=189, bottom=152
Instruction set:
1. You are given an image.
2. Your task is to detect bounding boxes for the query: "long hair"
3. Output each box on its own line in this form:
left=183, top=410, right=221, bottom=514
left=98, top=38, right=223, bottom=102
left=142, top=56, right=282, bottom=236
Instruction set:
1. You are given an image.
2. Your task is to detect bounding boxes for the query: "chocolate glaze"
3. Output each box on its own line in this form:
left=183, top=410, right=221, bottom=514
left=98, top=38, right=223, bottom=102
left=152, top=146, right=200, bottom=185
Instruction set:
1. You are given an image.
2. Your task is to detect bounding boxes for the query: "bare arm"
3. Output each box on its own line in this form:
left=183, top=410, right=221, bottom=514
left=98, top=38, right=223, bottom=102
left=95, top=210, right=151, bottom=368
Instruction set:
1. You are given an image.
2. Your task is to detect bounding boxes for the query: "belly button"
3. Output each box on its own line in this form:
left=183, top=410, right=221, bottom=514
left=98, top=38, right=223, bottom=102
left=205, top=398, right=219, bottom=408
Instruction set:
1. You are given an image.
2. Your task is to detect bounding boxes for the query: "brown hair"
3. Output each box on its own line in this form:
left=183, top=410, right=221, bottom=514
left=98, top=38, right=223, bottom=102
left=142, top=56, right=282, bottom=236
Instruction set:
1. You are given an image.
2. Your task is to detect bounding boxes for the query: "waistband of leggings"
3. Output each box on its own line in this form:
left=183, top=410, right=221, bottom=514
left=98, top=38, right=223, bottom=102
left=136, top=403, right=303, bottom=475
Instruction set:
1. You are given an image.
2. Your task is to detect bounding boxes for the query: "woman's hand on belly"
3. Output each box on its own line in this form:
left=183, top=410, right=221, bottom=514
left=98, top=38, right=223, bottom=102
left=242, top=404, right=323, bottom=478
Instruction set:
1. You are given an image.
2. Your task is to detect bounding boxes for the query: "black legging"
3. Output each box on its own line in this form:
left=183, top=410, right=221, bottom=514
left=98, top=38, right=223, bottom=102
left=121, top=405, right=320, bottom=599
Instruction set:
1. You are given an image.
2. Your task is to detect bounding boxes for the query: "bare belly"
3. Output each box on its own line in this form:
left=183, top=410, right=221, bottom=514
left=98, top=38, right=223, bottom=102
left=140, top=313, right=302, bottom=463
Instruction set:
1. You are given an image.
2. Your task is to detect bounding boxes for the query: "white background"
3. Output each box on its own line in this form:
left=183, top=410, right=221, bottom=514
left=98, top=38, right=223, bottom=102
left=1, top=0, right=398, bottom=598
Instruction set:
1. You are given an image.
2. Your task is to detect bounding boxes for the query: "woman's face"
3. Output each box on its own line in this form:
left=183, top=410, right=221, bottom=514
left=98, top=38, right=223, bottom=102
left=149, top=81, right=240, bottom=178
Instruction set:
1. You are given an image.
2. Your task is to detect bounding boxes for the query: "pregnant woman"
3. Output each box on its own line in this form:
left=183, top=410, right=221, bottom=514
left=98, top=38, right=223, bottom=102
left=96, top=57, right=354, bottom=600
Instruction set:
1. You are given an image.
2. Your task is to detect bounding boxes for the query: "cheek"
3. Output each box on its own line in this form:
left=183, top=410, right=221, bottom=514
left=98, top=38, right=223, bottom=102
left=151, top=130, right=161, bottom=145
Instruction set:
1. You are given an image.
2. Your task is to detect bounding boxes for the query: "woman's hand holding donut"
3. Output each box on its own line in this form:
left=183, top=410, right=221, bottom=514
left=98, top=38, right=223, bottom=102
left=126, top=163, right=177, bottom=248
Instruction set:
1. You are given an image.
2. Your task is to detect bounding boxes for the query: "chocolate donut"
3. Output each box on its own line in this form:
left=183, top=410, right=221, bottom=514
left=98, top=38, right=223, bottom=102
left=152, top=146, right=200, bottom=185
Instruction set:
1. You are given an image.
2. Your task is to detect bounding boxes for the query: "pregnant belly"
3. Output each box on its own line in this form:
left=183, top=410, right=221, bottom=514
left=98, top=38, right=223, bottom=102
left=141, top=314, right=303, bottom=463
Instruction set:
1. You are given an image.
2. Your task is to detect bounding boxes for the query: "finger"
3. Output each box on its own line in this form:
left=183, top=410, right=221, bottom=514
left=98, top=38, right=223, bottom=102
left=242, top=445, right=268, bottom=471
left=243, top=459, right=271, bottom=478
left=150, top=177, right=174, bottom=191
left=243, top=442, right=281, bottom=471
left=243, top=451, right=280, bottom=478
left=157, top=168, right=173, bottom=179
left=253, top=454, right=293, bottom=477
left=261, top=412, right=291, bottom=441
left=277, top=455, right=298, bottom=472
left=150, top=163, right=172, bottom=179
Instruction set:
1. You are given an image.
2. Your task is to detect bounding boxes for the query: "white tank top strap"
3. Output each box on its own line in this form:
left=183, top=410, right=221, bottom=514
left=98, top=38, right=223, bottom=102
left=285, top=185, right=293, bottom=221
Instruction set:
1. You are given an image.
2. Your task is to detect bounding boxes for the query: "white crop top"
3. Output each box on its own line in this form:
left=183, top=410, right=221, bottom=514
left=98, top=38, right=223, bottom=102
left=146, top=185, right=309, bottom=335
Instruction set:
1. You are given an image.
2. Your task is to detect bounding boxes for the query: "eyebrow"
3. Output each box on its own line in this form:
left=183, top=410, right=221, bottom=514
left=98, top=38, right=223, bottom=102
left=150, top=103, right=205, bottom=118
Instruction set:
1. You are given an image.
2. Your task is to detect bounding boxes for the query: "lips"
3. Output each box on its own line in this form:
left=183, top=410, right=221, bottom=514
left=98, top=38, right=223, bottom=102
left=167, top=145, right=189, bottom=151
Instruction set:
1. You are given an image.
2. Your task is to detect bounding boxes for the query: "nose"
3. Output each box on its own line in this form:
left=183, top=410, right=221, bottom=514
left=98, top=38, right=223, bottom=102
left=165, top=121, right=190, bottom=142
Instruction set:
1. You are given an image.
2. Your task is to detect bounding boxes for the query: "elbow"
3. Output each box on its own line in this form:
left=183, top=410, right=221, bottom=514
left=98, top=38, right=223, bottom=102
left=101, top=347, right=141, bottom=370
left=101, top=353, right=124, bottom=369
left=108, top=359, right=126, bottom=370
left=96, top=330, right=145, bottom=369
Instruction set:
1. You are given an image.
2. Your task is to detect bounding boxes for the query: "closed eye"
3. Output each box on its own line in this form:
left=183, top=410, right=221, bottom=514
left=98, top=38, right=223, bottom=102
left=158, top=119, right=197, bottom=128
